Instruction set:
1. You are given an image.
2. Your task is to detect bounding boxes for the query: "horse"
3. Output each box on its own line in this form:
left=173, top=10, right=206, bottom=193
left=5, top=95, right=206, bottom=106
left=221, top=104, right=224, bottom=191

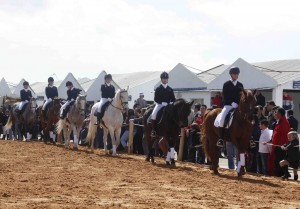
left=86, top=89, right=129, bottom=155
left=201, top=90, right=256, bottom=176
left=38, top=97, right=61, bottom=144
left=143, top=99, right=194, bottom=165
left=56, top=95, right=86, bottom=150
left=5, top=97, right=37, bottom=141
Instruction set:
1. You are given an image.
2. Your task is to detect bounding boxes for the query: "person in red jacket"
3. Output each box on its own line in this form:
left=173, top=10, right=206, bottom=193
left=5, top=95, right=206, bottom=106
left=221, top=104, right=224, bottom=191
left=265, top=107, right=290, bottom=177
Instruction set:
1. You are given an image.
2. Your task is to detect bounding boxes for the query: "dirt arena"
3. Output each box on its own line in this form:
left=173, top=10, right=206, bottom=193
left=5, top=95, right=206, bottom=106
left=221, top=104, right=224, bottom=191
left=0, top=140, right=299, bottom=209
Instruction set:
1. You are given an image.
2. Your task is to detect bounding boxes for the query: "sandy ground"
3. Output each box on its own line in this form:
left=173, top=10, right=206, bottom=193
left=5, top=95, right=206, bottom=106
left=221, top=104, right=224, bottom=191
left=0, top=140, right=299, bottom=209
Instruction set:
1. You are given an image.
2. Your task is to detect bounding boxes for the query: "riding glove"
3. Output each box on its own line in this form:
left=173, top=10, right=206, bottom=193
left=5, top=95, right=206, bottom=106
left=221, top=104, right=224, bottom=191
left=162, top=102, right=168, bottom=106
left=231, top=102, right=238, bottom=108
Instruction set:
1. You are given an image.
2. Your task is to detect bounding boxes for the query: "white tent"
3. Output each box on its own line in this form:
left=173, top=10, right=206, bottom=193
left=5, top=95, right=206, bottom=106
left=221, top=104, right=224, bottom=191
left=155, top=63, right=207, bottom=90
left=58, top=73, right=85, bottom=99
left=0, top=78, right=12, bottom=97
left=13, top=79, right=37, bottom=98
left=208, top=58, right=277, bottom=90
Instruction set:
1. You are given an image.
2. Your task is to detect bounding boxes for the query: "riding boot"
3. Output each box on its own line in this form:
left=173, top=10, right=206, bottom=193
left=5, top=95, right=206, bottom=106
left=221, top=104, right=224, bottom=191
left=151, top=119, right=157, bottom=137
left=42, top=109, right=47, bottom=120
left=216, top=127, right=225, bottom=147
left=95, top=112, right=103, bottom=125
left=294, top=174, right=298, bottom=181
left=60, top=109, right=66, bottom=119
left=281, top=165, right=290, bottom=180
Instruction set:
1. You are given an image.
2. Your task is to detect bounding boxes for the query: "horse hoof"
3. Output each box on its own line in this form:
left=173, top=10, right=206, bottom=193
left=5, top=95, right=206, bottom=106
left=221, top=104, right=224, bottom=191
left=171, top=159, right=176, bottom=166
left=151, top=157, right=155, bottom=164
left=145, top=157, right=150, bottom=162
left=166, top=161, right=171, bottom=165
left=73, top=147, right=79, bottom=151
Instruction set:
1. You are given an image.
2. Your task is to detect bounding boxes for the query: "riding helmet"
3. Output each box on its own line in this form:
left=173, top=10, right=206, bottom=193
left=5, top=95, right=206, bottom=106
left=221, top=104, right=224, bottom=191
left=48, top=77, right=54, bottom=82
left=23, top=81, right=29, bottom=86
left=66, top=81, right=73, bottom=87
left=160, top=71, right=169, bottom=79
left=229, top=66, right=240, bottom=75
left=104, top=74, right=112, bottom=80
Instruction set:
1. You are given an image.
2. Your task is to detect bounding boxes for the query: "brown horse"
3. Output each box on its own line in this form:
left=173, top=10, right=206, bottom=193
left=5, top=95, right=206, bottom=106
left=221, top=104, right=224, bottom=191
left=143, top=99, right=193, bottom=165
left=38, top=98, right=62, bottom=144
left=201, top=90, right=256, bottom=175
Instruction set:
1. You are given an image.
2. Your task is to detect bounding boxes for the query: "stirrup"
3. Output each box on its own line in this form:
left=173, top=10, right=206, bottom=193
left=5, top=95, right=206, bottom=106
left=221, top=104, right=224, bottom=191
left=216, top=139, right=224, bottom=147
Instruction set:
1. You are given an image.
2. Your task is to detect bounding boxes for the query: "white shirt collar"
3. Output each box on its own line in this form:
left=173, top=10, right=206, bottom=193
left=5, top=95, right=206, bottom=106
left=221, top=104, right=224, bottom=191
left=23, top=88, right=28, bottom=92
left=230, top=79, right=238, bottom=86
left=106, top=82, right=111, bottom=86
left=161, top=83, right=168, bottom=88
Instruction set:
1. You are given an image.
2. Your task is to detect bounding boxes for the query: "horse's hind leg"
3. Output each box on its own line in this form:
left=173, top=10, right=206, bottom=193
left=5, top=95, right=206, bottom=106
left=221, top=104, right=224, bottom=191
left=108, top=127, right=117, bottom=156
left=72, top=125, right=79, bottom=150
left=103, top=128, right=109, bottom=154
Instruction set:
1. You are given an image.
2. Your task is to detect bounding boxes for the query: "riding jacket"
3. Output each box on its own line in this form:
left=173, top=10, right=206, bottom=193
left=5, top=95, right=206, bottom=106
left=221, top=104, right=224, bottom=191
left=222, top=80, right=244, bottom=106
left=67, top=88, right=82, bottom=101
left=101, top=84, right=115, bottom=99
left=154, top=84, right=176, bottom=104
left=45, top=85, right=58, bottom=100
left=20, top=89, right=32, bottom=101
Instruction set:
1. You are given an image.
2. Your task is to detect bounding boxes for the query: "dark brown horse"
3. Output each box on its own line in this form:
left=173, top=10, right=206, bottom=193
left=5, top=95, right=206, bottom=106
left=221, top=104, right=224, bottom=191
left=38, top=98, right=61, bottom=144
left=143, top=99, right=193, bottom=165
left=201, top=90, right=256, bottom=175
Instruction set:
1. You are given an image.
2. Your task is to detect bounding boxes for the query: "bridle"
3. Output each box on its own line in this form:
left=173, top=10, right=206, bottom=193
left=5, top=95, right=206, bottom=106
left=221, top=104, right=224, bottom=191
left=110, top=90, right=128, bottom=111
left=75, top=96, right=86, bottom=112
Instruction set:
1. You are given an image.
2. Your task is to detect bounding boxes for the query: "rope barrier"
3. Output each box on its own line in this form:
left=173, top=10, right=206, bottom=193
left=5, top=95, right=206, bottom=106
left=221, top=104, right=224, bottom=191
left=254, top=141, right=299, bottom=148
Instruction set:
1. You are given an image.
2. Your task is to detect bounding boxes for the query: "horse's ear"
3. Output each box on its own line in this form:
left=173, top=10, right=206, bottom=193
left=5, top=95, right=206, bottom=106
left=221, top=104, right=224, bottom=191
left=187, top=100, right=194, bottom=107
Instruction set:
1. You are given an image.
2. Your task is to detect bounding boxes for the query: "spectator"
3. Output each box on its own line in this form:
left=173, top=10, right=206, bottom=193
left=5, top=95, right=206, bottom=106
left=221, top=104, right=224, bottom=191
left=212, top=92, right=223, bottom=108
left=135, top=93, right=147, bottom=108
left=226, top=141, right=238, bottom=169
left=265, top=101, right=276, bottom=130
left=267, top=108, right=290, bottom=177
left=79, top=119, right=90, bottom=146
left=0, top=107, right=4, bottom=138
left=255, top=90, right=266, bottom=107
left=2, top=109, right=12, bottom=140
left=256, top=105, right=267, bottom=121
left=279, top=131, right=299, bottom=181
left=287, top=109, right=298, bottom=132
left=257, top=120, right=272, bottom=175
left=282, top=92, right=294, bottom=110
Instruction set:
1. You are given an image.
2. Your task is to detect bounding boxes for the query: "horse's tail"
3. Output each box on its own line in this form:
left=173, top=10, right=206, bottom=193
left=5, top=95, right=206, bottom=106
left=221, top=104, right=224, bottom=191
left=201, top=110, right=212, bottom=160
left=56, top=119, right=64, bottom=134
left=86, top=120, right=97, bottom=145
left=5, top=115, right=13, bottom=130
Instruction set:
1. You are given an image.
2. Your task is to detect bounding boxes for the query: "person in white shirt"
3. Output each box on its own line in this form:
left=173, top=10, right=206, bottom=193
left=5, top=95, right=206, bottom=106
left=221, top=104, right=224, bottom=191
left=258, top=120, right=272, bottom=175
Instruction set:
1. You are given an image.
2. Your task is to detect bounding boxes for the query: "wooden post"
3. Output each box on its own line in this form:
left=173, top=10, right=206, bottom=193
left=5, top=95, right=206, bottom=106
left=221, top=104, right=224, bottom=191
left=128, top=119, right=134, bottom=154
left=177, top=128, right=185, bottom=161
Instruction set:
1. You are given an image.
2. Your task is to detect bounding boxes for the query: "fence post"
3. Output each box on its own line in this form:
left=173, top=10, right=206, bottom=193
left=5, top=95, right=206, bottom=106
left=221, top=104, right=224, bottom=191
left=128, top=119, right=134, bottom=154
left=178, top=128, right=185, bottom=161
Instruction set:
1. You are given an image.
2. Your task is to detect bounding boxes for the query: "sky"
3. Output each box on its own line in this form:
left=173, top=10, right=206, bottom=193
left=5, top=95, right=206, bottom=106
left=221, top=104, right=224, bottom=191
left=1, top=0, right=300, bottom=84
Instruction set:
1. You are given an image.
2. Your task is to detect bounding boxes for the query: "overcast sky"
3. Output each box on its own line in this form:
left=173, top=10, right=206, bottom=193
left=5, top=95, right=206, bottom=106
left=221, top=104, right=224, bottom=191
left=1, top=0, right=300, bottom=84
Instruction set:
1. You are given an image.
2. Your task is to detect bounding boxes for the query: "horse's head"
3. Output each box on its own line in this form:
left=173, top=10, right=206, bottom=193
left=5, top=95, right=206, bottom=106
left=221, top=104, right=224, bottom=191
left=29, top=97, right=37, bottom=110
left=75, top=95, right=87, bottom=111
left=52, top=97, right=62, bottom=113
left=239, top=90, right=256, bottom=117
left=171, top=99, right=194, bottom=128
left=116, top=89, right=129, bottom=112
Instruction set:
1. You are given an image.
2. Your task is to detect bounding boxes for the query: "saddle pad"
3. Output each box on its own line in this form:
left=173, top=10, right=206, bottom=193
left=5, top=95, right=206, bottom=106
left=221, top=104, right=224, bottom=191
left=214, top=110, right=234, bottom=128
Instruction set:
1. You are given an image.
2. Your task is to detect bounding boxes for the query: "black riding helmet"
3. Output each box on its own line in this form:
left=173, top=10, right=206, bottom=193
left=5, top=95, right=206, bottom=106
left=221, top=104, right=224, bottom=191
left=23, top=81, right=29, bottom=86
left=66, top=81, right=73, bottom=87
left=48, top=77, right=54, bottom=82
left=160, top=71, right=169, bottom=79
left=104, top=74, right=112, bottom=80
left=229, top=66, right=240, bottom=75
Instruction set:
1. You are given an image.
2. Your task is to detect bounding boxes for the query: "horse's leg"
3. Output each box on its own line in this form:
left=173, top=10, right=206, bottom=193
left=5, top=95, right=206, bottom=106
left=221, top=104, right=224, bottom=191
left=72, top=125, right=79, bottom=150
left=208, top=135, right=220, bottom=175
left=108, top=127, right=117, bottom=156
left=237, top=151, right=246, bottom=176
left=63, top=124, right=69, bottom=149
left=115, top=128, right=121, bottom=148
left=103, top=128, right=109, bottom=154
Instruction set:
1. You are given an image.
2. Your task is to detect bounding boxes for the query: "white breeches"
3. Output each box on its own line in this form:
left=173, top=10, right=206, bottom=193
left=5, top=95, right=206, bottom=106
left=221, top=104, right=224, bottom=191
left=19, top=101, right=29, bottom=110
left=219, top=105, right=234, bottom=127
left=60, top=101, right=71, bottom=114
left=151, top=103, right=163, bottom=120
left=42, top=98, right=52, bottom=110
left=96, top=98, right=108, bottom=112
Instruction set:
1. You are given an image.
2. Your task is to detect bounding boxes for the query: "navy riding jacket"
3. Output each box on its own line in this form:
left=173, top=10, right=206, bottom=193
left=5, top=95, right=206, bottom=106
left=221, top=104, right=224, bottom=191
left=20, top=89, right=32, bottom=101
left=67, top=88, right=81, bottom=101
left=222, top=80, right=244, bottom=106
left=101, top=84, right=115, bottom=99
left=45, top=86, right=58, bottom=99
left=154, top=84, right=176, bottom=104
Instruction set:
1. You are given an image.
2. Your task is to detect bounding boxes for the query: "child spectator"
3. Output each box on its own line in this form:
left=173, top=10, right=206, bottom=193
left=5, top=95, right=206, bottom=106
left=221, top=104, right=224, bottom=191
left=279, top=131, right=299, bottom=180
left=258, top=120, right=272, bottom=175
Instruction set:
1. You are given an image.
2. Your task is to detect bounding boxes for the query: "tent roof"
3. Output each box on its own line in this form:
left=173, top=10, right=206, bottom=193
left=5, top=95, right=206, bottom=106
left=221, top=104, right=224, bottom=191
left=0, top=78, right=12, bottom=96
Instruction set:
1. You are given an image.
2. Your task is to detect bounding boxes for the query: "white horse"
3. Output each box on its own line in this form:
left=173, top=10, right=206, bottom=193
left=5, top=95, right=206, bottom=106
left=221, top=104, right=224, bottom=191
left=56, top=95, right=86, bottom=150
left=87, top=89, right=129, bottom=155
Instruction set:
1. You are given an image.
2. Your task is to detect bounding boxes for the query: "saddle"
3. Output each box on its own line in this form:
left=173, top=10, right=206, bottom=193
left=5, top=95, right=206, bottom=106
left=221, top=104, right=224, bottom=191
left=147, top=106, right=167, bottom=125
left=100, top=101, right=111, bottom=116
left=15, top=103, right=28, bottom=115
left=44, top=101, right=53, bottom=115
left=223, top=108, right=236, bottom=129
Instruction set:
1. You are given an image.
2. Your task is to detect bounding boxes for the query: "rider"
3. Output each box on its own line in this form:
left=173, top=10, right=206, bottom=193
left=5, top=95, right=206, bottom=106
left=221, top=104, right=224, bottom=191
left=216, top=66, right=244, bottom=147
left=16, top=81, right=32, bottom=116
left=42, top=77, right=58, bottom=119
left=59, top=81, right=82, bottom=119
left=150, top=71, right=176, bottom=137
left=94, top=74, right=115, bottom=125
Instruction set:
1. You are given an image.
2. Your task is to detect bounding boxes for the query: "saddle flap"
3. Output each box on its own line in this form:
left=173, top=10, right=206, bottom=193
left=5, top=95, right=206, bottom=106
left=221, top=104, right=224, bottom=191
left=147, top=106, right=166, bottom=124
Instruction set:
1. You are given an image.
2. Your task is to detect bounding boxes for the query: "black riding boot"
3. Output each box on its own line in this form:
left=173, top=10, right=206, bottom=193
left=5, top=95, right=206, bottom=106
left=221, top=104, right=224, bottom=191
left=294, top=174, right=298, bottom=181
left=95, top=112, right=103, bottom=125
left=42, top=109, right=47, bottom=120
left=216, top=127, right=225, bottom=147
left=151, top=119, right=157, bottom=137
left=281, top=165, right=290, bottom=180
